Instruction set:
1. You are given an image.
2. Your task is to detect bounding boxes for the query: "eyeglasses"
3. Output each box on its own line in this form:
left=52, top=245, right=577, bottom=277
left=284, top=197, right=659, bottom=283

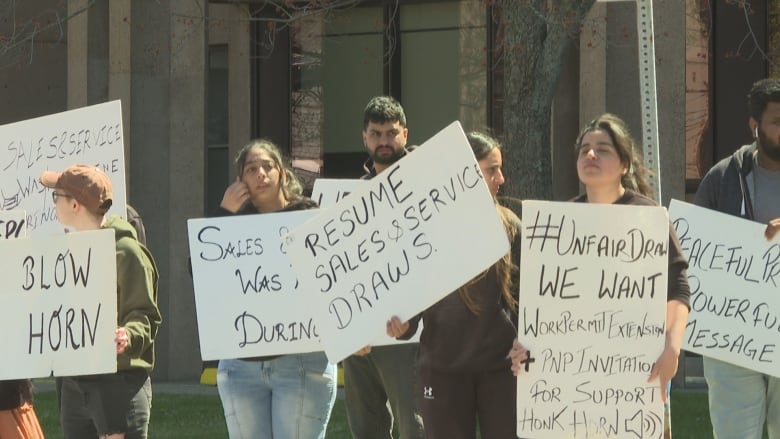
left=52, top=191, right=74, bottom=203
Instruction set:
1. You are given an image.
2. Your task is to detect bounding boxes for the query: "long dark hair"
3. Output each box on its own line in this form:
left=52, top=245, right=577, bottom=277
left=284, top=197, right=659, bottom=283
left=575, top=113, right=654, bottom=198
left=460, top=131, right=518, bottom=314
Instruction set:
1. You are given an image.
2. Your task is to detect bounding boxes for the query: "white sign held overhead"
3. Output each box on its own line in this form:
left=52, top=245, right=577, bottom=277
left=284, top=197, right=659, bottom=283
left=284, top=121, right=509, bottom=363
left=669, top=200, right=780, bottom=376
left=517, top=200, right=668, bottom=439
left=188, top=210, right=325, bottom=360
left=0, top=229, right=118, bottom=379
left=0, top=100, right=127, bottom=236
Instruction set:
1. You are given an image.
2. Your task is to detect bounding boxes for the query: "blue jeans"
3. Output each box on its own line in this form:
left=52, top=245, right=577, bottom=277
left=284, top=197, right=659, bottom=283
left=704, top=356, right=780, bottom=439
left=217, top=352, right=336, bottom=439
left=343, top=344, right=424, bottom=439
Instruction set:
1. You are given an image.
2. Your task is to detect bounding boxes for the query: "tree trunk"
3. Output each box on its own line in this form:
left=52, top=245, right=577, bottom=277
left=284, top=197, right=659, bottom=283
left=500, top=0, right=596, bottom=201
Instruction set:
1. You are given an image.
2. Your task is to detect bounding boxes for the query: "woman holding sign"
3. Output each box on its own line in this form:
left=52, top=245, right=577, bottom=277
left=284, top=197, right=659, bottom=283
left=531, top=113, right=690, bottom=438
left=215, top=139, right=336, bottom=439
left=386, top=131, right=521, bottom=439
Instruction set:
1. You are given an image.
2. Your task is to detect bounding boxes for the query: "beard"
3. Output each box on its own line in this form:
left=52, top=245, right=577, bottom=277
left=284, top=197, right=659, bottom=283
left=758, top=128, right=780, bottom=162
left=370, top=145, right=406, bottom=165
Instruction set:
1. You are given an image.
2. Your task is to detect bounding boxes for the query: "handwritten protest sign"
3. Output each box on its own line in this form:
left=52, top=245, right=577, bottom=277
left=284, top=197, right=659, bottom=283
left=311, top=178, right=365, bottom=209
left=0, top=229, right=117, bottom=379
left=517, top=200, right=668, bottom=439
left=669, top=200, right=779, bottom=376
left=188, top=210, right=328, bottom=360
left=311, top=177, right=422, bottom=347
left=284, top=121, right=509, bottom=363
left=0, top=100, right=127, bottom=236
left=0, top=210, right=26, bottom=239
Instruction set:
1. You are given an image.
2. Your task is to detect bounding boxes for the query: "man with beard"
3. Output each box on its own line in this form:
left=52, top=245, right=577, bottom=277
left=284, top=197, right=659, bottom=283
left=695, top=77, right=780, bottom=439
left=342, top=96, right=425, bottom=439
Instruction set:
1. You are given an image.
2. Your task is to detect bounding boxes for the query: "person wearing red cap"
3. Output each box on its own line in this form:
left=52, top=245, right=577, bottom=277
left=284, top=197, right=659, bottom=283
left=39, top=164, right=162, bottom=439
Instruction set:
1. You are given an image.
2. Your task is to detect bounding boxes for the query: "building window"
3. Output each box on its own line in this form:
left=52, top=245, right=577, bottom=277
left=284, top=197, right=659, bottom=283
left=207, top=44, right=229, bottom=214
left=289, top=0, right=489, bottom=182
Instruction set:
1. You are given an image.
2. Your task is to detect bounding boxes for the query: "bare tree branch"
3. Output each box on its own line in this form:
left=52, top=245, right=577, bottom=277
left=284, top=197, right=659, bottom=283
left=0, top=0, right=95, bottom=69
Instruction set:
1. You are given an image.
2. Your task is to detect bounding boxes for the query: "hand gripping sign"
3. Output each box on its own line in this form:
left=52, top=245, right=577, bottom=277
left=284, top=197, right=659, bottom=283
left=517, top=200, right=669, bottom=439
left=0, top=225, right=117, bottom=379
left=283, top=121, right=509, bottom=363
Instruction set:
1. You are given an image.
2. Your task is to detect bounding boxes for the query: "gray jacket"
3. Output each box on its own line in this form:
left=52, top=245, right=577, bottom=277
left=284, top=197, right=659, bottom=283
left=694, top=143, right=758, bottom=221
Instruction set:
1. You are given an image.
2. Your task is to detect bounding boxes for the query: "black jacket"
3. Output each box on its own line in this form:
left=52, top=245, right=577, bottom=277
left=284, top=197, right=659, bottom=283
left=694, top=143, right=758, bottom=221
left=0, top=380, right=32, bottom=410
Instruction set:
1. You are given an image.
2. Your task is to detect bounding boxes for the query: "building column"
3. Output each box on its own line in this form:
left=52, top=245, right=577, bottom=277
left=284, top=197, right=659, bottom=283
left=128, top=1, right=206, bottom=381
left=67, top=0, right=89, bottom=109
left=110, top=0, right=133, bottom=169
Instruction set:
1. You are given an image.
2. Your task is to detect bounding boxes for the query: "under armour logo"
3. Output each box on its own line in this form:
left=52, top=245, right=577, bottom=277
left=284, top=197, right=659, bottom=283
left=423, top=386, right=434, bottom=399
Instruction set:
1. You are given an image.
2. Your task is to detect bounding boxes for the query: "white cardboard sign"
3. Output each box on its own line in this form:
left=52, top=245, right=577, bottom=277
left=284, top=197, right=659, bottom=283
left=284, top=121, right=509, bottom=363
left=188, top=210, right=325, bottom=360
left=311, top=178, right=366, bottom=209
left=0, top=229, right=118, bottom=379
left=311, top=177, right=422, bottom=347
left=0, top=101, right=127, bottom=236
left=0, top=210, right=27, bottom=239
left=669, top=199, right=779, bottom=376
left=517, top=200, right=668, bottom=439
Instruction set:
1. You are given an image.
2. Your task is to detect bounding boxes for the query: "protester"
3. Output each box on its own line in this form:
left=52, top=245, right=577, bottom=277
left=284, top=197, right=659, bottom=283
left=1, top=214, right=46, bottom=439
left=510, top=113, right=691, bottom=439
left=343, top=96, right=425, bottom=439
left=39, top=164, right=161, bottom=439
left=0, top=380, right=45, bottom=439
left=386, top=131, right=520, bottom=439
left=695, top=78, right=780, bottom=439
left=214, top=139, right=336, bottom=439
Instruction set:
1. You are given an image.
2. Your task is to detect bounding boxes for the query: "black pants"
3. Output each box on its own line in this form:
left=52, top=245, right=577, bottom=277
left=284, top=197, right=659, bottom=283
left=417, top=366, right=516, bottom=439
left=57, top=369, right=151, bottom=439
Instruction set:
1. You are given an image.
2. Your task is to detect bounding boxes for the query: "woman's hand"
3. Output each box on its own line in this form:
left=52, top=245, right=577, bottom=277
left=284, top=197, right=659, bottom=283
left=353, top=345, right=372, bottom=356
left=220, top=178, right=250, bottom=213
left=115, top=327, right=129, bottom=354
left=509, top=339, right=530, bottom=376
left=765, top=217, right=780, bottom=240
left=386, top=316, right=410, bottom=338
left=648, top=344, right=679, bottom=402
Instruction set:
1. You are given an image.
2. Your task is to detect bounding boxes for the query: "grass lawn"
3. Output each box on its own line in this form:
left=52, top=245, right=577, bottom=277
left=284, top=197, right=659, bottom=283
left=33, top=389, right=350, bottom=439
left=31, top=388, right=763, bottom=438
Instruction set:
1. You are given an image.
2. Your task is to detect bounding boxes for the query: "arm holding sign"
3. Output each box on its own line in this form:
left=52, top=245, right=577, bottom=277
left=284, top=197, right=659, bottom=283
left=691, top=78, right=780, bottom=439
left=646, top=227, right=691, bottom=402
left=386, top=315, right=417, bottom=340
left=112, top=223, right=161, bottom=369
left=649, top=299, right=689, bottom=402
left=509, top=340, right=530, bottom=376
left=40, top=164, right=160, bottom=437
left=575, top=114, right=691, bottom=435
left=210, top=140, right=337, bottom=439
left=765, top=218, right=780, bottom=240
left=377, top=132, right=520, bottom=439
